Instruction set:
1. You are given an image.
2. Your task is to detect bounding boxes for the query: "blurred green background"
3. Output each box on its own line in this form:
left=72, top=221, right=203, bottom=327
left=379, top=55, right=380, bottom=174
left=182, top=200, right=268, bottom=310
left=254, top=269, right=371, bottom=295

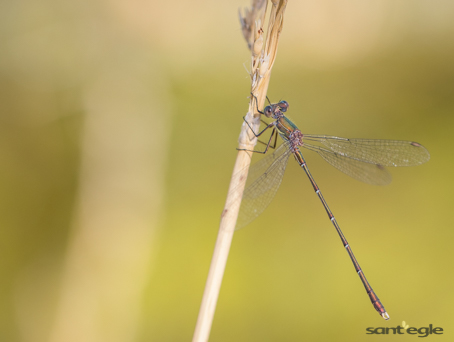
left=0, top=0, right=453, bottom=341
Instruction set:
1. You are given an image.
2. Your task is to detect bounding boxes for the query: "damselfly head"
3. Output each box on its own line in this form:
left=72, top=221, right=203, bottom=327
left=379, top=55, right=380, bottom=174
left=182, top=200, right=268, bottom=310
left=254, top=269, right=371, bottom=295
left=263, top=101, right=289, bottom=118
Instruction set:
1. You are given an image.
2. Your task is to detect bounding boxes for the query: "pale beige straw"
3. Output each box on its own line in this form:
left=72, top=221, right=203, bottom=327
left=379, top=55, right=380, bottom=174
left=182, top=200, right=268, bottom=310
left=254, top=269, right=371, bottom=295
left=192, top=1, right=288, bottom=341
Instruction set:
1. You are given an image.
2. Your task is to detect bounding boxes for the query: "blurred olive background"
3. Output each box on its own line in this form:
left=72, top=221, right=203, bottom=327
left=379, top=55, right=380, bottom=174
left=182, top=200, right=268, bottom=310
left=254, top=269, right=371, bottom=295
left=0, top=0, right=453, bottom=341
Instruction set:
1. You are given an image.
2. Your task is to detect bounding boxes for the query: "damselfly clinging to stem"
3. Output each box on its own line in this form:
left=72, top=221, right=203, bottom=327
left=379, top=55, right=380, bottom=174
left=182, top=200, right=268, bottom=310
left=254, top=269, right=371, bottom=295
left=235, top=95, right=430, bottom=320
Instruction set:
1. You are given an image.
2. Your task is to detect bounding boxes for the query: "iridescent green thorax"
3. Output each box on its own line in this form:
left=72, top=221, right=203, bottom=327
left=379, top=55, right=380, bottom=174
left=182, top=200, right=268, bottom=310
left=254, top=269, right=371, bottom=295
left=275, top=117, right=302, bottom=142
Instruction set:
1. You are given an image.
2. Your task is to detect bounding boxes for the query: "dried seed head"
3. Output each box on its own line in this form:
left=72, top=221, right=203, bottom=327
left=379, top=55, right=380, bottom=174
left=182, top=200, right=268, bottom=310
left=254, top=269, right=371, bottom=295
left=254, top=20, right=263, bottom=40
left=251, top=72, right=258, bottom=88
left=253, top=26, right=264, bottom=58
left=259, top=53, right=270, bottom=78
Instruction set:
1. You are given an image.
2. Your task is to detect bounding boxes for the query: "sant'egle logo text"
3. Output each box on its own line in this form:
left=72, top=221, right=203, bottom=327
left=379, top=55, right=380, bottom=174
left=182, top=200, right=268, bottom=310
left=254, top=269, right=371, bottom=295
left=366, top=322, right=443, bottom=337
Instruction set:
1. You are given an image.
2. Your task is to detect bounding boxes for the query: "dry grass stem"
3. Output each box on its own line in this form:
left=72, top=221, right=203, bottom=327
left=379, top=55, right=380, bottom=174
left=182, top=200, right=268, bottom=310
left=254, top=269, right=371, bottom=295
left=193, top=1, right=288, bottom=342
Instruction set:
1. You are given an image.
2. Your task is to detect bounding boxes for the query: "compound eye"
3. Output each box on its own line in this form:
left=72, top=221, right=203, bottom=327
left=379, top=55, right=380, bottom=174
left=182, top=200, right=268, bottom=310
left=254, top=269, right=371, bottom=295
left=279, top=101, right=289, bottom=112
left=264, top=106, right=273, bottom=117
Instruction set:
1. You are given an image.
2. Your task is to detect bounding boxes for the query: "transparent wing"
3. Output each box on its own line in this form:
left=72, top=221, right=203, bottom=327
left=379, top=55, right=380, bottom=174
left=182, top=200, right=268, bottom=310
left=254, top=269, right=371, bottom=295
left=304, top=135, right=430, bottom=167
left=236, top=142, right=292, bottom=230
left=303, top=144, right=392, bottom=185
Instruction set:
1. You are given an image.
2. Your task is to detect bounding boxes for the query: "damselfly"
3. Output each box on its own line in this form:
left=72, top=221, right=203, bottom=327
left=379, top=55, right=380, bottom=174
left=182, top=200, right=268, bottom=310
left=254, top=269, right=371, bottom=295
left=236, top=97, right=430, bottom=320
